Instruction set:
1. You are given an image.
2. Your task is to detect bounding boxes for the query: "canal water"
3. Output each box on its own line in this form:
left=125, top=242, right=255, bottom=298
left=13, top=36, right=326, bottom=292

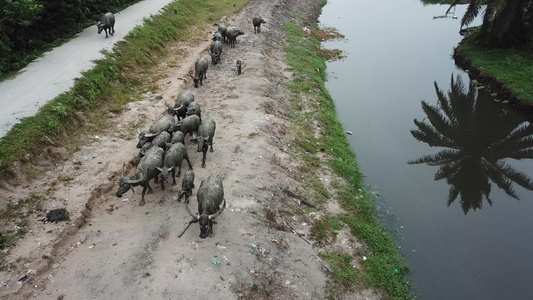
left=320, top=0, right=533, bottom=299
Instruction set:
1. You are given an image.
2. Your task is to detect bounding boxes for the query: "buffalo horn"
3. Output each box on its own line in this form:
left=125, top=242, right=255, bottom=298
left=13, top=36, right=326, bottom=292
left=185, top=202, right=199, bottom=220
left=136, top=124, right=141, bottom=135
left=122, top=162, right=125, bottom=177
left=208, top=198, right=226, bottom=220
left=143, top=132, right=159, bottom=138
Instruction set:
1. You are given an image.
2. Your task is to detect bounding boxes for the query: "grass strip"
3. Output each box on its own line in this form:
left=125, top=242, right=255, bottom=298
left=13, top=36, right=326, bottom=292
left=283, top=18, right=413, bottom=300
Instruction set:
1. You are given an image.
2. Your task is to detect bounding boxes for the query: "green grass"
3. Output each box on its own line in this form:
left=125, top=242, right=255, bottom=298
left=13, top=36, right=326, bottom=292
left=457, top=41, right=533, bottom=102
left=283, top=20, right=413, bottom=300
left=0, top=0, right=249, bottom=179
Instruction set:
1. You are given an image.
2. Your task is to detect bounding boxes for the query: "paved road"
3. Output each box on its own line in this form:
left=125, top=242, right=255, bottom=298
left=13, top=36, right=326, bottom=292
left=0, top=0, right=176, bottom=138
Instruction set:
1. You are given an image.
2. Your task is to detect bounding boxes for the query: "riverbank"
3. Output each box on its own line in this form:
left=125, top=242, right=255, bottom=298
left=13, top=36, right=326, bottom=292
left=453, top=34, right=533, bottom=108
left=0, top=0, right=412, bottom=299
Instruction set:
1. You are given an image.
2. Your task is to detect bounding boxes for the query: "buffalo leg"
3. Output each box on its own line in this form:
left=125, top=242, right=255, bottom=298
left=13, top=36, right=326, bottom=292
left=140, top=187, right=148, bottom=206
left=209, top=141, right=214, bottom=153
left=146, top=183, right=154, bottom=194
left=201, top=148, right=207, bottom=168
left=177, top=163, right=181, bottom=185
left=185, top=155, right=193, bottom=170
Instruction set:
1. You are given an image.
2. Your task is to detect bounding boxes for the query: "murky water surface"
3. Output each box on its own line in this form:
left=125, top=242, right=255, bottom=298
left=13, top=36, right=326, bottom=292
left=321, top=0, right=533, bottom=299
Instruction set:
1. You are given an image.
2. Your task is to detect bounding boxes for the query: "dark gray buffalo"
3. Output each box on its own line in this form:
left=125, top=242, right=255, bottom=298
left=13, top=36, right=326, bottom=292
left=157, top=142, right=193, bottom=189
left=189, top=57, right=209, bottom=88
left=116, top=146, right=164, bottom=206
left=185, top=101, right=201, bottom=121
left=136, top=107, right=176, bottom=148
left=236, top=59, right=242, bottom=75
left=217, top=24, right=227, bottom=43
left=133, top=130, right=170, bottom=166
left=212, top=31, right=223, bottom=42
left=208, top=40, right=223, bottom=65
left=225, top=27, right=244, bottom=48
left=175, top=115, right=201, bottom=143
left=177, top=170, right=195, bottom=203
left=196, top=117, right=216, bottom=168
left=171, top=130, right=185, bottom=144
left=174, top=91, right=195, bottom=121
left=185, top=175, right=226, bottom=238
left=252, top=15, right=266, bottom=34
left=97, top=12, right=115, bottom=38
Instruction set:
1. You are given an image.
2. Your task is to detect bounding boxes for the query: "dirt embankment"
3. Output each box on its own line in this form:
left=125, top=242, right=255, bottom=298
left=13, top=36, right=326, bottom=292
left=0, top=0, right=381, bottom=299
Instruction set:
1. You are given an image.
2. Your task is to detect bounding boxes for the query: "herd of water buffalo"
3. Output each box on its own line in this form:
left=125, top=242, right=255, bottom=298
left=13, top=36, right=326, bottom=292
left=111, top=14, right=266, bottom=238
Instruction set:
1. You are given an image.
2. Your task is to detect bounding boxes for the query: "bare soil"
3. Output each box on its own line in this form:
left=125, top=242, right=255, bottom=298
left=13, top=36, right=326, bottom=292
left=0, top=0, right=381, bottom=299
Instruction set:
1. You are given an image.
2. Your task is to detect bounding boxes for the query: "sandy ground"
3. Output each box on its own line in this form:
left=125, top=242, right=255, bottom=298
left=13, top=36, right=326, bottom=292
left=0, top=0, right=381, bottom=299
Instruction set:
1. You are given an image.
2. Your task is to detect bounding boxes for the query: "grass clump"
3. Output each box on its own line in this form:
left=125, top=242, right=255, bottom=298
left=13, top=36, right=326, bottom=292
left=283, top=17, right=413, bottom=300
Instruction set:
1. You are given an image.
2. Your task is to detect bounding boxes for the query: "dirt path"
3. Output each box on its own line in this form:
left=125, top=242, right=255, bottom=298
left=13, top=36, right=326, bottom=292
left=0, top=0, right=350, bottom=299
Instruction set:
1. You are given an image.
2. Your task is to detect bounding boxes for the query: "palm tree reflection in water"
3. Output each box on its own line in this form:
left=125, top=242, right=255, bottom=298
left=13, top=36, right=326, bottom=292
left=409, top=75, right=533, bottom=214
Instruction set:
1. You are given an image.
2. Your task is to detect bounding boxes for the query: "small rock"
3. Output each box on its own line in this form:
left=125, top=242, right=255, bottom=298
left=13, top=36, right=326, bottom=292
left=296, top=230, right=305, bottom=236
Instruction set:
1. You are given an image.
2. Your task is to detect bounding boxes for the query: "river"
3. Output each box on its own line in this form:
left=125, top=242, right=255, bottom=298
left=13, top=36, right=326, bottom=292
left=320, top=0, right=533, bottom=299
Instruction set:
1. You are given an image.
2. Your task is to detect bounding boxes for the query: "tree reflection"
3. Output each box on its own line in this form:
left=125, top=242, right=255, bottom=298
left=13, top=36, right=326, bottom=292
left=409, top=75, right=533, bottom=214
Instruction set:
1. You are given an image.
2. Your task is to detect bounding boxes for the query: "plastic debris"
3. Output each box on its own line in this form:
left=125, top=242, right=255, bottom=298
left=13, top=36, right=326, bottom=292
left=81, top=156, right=89, bottom=160
left=394, top=268, right=399, bottom=273
left=362, top=256, right=367, bottom=261
left=251, top=244, right=258, bottom=249
left=235, top=208, right=241, bottom=212
left=324, top=264, right=334, bottom=273
left=212, top=258, right=220, bottom=266
left=346, top=131, right=353, bottom=135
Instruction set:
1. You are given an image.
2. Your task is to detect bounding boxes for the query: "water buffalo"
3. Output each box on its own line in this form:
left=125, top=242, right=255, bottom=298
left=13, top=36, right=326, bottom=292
left=196, top=117, right=216, bottom=168
left=252, top=15, right=266, bottom=34
left=185, top=101, right=201, bottom=121
left=236, top=59, right=242, bottom=75
left=157, top=142, right=192, bottom=189
left=116, top=146, right=164, bottom=206
left=212, top=31, right=223, bottom=42
left=225, top=27, right=245, bottom=48
left=208, top=40, right=223, bottom=65
left=189, top=57, right=209, bottom=88
left=185, top=175, right=226, bottom=238
left=171, top=130, right=185, bottom=144
left=136, top=107, right=176, bottom=148
left=217, top=24, right=227, bottom=43
left=174, top=115, right=201, bottom=143
left=177, top=170, right=195, bottom=203
left=173, top=91, right=195, bottom=121
left=97, top=12, right=115, bottom=38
